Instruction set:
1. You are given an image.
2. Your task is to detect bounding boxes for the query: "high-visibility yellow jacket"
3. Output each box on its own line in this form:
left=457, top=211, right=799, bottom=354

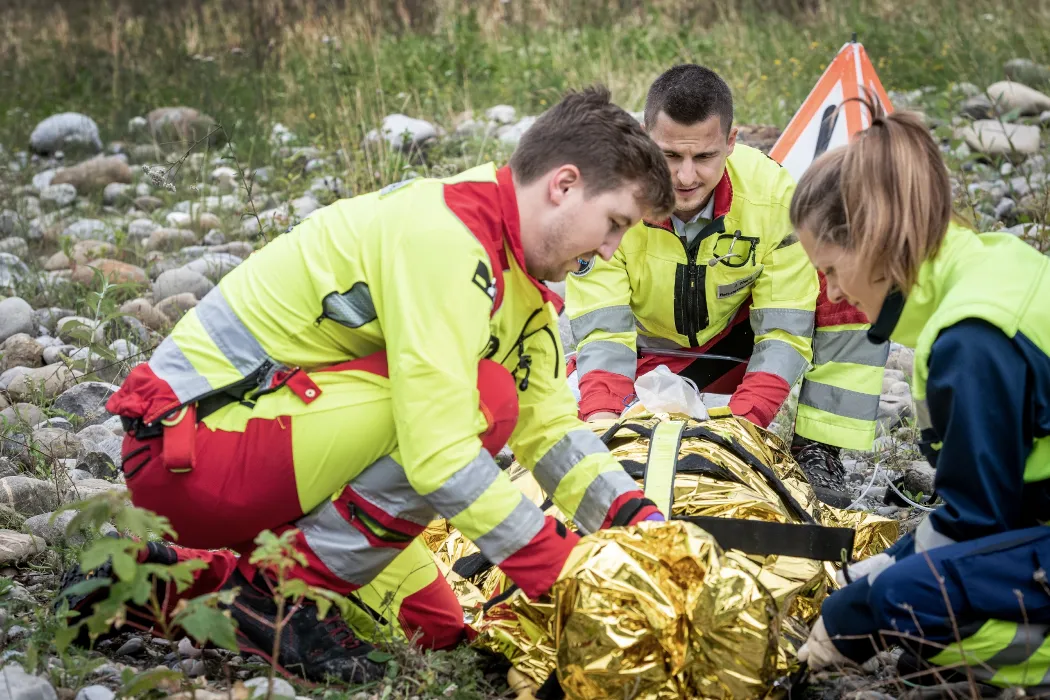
left=566, top=145, right=818, bottom=424
left=109, top=163, right=654, bottom=598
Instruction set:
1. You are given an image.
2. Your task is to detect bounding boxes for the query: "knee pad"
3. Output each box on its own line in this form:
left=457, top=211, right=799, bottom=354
left=477, top=359, right=519, bottom=455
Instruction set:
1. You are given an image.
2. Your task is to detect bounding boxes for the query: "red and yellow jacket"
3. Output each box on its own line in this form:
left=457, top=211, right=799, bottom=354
left=566, top=145, right=818, bottom=425
left=109, top=163, right=658, bottom=598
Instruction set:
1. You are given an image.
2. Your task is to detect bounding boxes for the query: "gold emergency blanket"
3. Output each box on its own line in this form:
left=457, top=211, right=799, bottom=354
left=553, top=521, right=779, bottom=700
left=424, top=414, right=899, bottom=699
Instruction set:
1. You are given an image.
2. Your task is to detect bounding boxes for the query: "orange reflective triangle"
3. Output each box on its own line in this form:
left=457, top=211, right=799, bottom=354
left=770, top=41, right=894, bottom=181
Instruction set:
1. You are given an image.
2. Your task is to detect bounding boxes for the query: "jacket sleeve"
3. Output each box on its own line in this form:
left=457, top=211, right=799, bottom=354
left=731, top=198, right=817, bottom=427
left=565, top=245, right=639, bottom=419
left=920, top=319, right=1031, bottom=547
left=374, top=226, right=577, bottom=599
left=508, top=306, right=660, bottom=534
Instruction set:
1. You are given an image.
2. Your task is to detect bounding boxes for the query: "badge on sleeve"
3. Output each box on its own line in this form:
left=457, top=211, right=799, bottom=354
left=571, top=257, right=594, bottom=277
left=471, top=260, right=497, bottom=302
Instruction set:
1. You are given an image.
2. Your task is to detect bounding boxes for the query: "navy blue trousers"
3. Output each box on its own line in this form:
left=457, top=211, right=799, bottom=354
left=822, top=526, right=1050, bottom=663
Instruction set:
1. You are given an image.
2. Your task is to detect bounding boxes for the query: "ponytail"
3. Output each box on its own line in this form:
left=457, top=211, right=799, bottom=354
left=789, top=93, right=953, bottom=294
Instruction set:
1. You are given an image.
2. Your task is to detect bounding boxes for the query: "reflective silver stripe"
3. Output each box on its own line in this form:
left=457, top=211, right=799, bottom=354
left=348, top=455, right=436, bottom=526
left=746, top=339, right=809, bottom=386
left=196, top=288, right=271, bottom=375
left=798, top=380, right=881, bottom=421
left=533, top=429, right=606, bottom=497
left=148, top=337, right=214, bottom=403
left=750, top=307, right=815, bottom=339
left=422, top=450, right=500, bottom=521
left=812, top=329, right=890, bottom=367
left=575, top=468, right=640, bottom=535
left=297, top=500, right=399, bottom=587
left=322, top=282, right=377, bottom=328
left=915, top=517, right=956, bottom=553
left=915, top=398, right=932, bottom=431
left=636, top=333, right=683, bottom=351
left=472, top=493, right=546, bottom=565
left=569, top=306, right=634, bottom=341
left=576, top=340, right=637, bottom=379
left=986, top=624, right=1050, bottom=668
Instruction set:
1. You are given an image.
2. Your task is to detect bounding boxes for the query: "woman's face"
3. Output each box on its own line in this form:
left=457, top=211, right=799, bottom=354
left=798, top=227, right=893, bottom=322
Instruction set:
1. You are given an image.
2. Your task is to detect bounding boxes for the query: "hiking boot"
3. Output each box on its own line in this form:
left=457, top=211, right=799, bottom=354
left=791, top=436, right=852, bottom=508
left=222, top=568, right=385, bottom=685
left=55, top=537, right=177, bottom=644
left=895, top=650, right=1001, bottom=695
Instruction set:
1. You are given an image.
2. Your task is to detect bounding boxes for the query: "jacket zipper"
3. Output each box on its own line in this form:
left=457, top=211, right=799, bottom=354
left=678, top=236, right=702, bottom=348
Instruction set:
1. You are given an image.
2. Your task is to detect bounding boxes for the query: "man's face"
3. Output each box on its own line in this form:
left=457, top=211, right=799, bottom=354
left=522, top=168, right=643, bottom=282
left=649, top=111, right=736, bottom=220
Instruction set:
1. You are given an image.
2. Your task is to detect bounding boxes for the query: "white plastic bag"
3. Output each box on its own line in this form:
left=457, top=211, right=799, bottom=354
left=633, top=365, right=709, bottom=420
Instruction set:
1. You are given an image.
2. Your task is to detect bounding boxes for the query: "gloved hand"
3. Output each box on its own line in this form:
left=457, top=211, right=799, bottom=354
left=604, top=495, right=663, bottom=529
left=834, top=552, right=895, bottom=587
left=798, top=617, right=849, bottom=670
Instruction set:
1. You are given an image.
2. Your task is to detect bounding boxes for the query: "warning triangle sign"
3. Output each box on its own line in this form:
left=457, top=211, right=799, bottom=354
left=770, top=41, right=894, bottom=182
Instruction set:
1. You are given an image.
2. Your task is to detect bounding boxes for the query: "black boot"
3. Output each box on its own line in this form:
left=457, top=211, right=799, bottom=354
left=55, top=537, right=178, bottom=644
left=222, top=568, right=385, bottom=685
left=791, top=435, right=852, bottom=508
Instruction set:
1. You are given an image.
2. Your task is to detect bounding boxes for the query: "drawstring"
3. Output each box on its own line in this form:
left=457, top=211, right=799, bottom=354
left=501, top=307, right=561, bottom=391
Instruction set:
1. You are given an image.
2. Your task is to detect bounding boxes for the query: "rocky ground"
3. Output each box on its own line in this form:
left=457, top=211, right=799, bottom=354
left=0, top=56, right=1048, bottom=700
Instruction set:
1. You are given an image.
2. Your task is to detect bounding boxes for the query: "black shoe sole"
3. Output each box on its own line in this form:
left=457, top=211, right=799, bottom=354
left=811, top=486, right=853, bottom=509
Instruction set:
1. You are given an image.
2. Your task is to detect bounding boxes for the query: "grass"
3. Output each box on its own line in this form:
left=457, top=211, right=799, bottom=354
left=1, top=0, right=1050, bottom=196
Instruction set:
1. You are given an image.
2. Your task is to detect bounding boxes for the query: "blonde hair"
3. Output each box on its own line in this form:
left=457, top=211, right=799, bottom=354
left=789, top=94, right=954, bottom=294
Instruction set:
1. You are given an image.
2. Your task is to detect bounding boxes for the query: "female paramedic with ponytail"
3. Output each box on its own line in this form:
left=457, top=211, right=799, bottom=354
left=792, top=97, right=1050, bottom=688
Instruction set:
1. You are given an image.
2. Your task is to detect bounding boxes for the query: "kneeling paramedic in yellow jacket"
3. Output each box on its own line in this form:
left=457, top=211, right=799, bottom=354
left=566, top=65, right=889, bottom=508
left=67, top=87, right=675, bottom=684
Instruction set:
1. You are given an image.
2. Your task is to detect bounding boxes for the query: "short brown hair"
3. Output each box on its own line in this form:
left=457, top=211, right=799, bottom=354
left=510, top=85, right=674, bottom=219
left=643, top=64, right=734, bottom=136
left=789, top=94, right=954, bottom=294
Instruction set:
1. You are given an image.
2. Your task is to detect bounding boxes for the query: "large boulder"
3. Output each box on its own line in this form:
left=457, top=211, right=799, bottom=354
left=52, top=155, right=132, bottom=194
left=0, top=335, right=44, bottom=373
left=0, top=663, right=58, bottom=700
left=147, top=107, right=224, bottom=148
left=70, top=259, right=148, bottom=286
left=1005, top=58, right=1050, bottom=90
left=62, top=219, right=112, bottom=242
left=986, top=81, right=1050, bottom=117
left=0, top=298, right=35, bottom=344
left=40, top=183, right=77, bottom=209
left=957, top=120, right=1041, bottom=156
left=363, top=114, right=439, bottom=152
left=153, top=268, right=214, bottom=300
left=5, top=364, right=78, bottom=401
left=0, top=476, right=61, bottom=516
left=29, top=112, right=102, bottom=155
left=0, top=254, right=30, bottom=292
left=53, top=382, right=120, bottom=427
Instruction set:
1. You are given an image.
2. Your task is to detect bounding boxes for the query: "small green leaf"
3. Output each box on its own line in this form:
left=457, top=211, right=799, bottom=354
left=57, top=576, right=113, bottom=600
left=176, top=598, right=239, bottom=652
left=367, top=650, right=394, bottom=664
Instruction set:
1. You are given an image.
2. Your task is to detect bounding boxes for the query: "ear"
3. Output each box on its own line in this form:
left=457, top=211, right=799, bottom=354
left=548, top=164, right=582, bottom=206
left=726, top=126, right=738, bottom=156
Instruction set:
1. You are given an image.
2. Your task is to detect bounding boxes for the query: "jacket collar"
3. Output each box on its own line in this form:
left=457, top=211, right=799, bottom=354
left=871, top=224, right=972, bottom=348
left=643, top=167, right=734, bottom=233
left=496, top=165, right=565, bottom=313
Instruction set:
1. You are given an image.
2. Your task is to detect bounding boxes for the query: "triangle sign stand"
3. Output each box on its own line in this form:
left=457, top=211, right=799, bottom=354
left=769, top=36, right=894, bottom=182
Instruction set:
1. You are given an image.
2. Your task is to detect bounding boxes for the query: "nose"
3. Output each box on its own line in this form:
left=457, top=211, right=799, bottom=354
left=677, top=159, right=697, bottom=185
left=597, top=230, right=627, bottom=261
left=825, top=278, right=846, bottom=304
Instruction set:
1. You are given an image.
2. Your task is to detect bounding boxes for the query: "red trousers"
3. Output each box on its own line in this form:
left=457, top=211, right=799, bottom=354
left=120, top=353, right=518, bottom=650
